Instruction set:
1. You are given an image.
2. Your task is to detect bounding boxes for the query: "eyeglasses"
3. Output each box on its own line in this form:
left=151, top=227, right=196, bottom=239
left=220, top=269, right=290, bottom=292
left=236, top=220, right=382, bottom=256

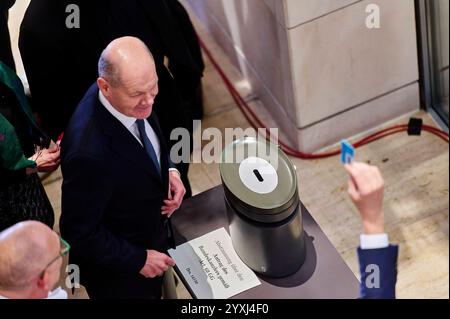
left=40, top=237, right=71, bottom=279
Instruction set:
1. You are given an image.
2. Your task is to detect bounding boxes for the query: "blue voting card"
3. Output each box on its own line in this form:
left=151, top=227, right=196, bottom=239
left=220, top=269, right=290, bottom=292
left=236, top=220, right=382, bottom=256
left=340, top=140, right=354, bottom=164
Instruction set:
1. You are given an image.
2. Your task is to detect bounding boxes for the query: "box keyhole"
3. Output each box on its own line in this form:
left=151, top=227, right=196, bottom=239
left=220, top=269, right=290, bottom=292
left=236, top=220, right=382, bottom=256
left=253, top=169, right=264, bottom=182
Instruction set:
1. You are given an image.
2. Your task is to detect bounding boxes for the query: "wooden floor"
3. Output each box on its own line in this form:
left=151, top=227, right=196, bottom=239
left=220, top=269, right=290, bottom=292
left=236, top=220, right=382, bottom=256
left=9, top=0, right=447, bottom=299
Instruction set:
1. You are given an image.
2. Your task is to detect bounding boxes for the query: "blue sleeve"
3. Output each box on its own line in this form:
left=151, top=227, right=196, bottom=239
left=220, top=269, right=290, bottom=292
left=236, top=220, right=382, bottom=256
left=357, top=245, right=398, bottom=299
left=168, top=155, right=176, bottom=169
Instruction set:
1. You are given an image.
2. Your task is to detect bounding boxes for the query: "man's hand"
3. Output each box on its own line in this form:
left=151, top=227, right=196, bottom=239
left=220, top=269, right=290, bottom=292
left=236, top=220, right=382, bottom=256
left=162, top=170, right=185, bottom=218
left=29, top=141, right=61, bottom=173
left=344, top=162, right=385, bottom=235
left=139, top=250, right=176, bottom=278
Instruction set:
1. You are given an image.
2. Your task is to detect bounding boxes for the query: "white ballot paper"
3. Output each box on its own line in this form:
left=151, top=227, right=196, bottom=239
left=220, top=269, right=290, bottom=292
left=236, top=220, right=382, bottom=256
left=168, top=227, right=261, bottom=299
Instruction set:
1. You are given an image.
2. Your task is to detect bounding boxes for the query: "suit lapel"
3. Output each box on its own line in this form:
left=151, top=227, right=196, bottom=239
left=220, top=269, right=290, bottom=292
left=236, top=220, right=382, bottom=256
left=148, top=113, right=169, bottom=192
left=95, top=99, right=163, bottom=185
left=148, top=113, right=175, bottom=249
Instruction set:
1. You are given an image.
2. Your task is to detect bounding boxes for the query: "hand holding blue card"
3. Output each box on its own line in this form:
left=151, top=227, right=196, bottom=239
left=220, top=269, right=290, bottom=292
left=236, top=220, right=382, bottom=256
left=341, top=140, right=354, bottom=164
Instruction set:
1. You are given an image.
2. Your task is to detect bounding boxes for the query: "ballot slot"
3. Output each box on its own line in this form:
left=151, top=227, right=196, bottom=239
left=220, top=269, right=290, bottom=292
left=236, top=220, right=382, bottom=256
left=253, top=169, right=264, bottom=182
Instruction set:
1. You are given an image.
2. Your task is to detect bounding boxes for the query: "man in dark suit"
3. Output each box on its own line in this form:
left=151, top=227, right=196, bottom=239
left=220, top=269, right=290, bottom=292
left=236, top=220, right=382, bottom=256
left=60, top=37, right=186, bottom=299
left=19, top=0, right=204, bottom=198
left=345, top=162, right=398, bottom=299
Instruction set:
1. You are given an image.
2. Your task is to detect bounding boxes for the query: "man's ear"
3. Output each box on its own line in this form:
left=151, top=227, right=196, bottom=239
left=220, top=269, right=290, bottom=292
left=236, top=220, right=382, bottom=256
left=37, top=271, right=50, bottom=291
left=97, top=77, right=110, bottom=96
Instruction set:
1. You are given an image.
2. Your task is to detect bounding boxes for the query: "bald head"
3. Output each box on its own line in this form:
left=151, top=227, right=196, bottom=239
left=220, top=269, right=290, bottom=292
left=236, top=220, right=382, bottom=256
left=97, top=36, right=159, bottom=119
left=98, top=36, right=155, bottom=87
left=0, top=221, right=59, bottom=291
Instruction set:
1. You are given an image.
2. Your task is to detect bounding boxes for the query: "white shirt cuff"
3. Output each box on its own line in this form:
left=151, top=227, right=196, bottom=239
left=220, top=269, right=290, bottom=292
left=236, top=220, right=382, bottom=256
left=168, top=168, right=180, bottom=174
left=360, top=233, right=389, bottom=250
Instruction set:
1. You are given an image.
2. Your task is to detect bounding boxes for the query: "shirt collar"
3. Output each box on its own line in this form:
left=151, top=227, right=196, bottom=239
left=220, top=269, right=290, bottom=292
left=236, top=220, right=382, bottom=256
left=98, top=90, right=136, bottom=130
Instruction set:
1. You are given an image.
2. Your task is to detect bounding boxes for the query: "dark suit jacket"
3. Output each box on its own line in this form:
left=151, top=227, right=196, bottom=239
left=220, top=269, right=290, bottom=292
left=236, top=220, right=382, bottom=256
left=358, top=245, right=398, bottom=299
left=60, top=84, right=173, bottom=299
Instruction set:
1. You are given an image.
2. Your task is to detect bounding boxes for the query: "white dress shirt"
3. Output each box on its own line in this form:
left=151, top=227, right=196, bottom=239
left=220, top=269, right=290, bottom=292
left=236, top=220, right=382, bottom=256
left=99, top=91, right=178, bottom=174
left=360, top=233, right=389, bottom=250
left=99, top=91, right=161, bottom=164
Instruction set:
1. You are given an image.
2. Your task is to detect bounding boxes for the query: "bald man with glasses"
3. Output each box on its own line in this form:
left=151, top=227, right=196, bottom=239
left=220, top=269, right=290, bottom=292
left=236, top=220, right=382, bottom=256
left=0, top=221, right=69, bottom=299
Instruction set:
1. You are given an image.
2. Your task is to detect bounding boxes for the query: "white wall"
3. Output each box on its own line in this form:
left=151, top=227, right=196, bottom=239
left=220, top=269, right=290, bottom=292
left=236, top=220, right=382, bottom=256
left=186, top=0, right=420, bottom=151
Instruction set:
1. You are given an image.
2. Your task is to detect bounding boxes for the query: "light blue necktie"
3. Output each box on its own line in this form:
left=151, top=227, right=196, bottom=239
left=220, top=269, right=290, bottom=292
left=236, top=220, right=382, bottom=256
left=136, top=119, right=161, bottom=176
